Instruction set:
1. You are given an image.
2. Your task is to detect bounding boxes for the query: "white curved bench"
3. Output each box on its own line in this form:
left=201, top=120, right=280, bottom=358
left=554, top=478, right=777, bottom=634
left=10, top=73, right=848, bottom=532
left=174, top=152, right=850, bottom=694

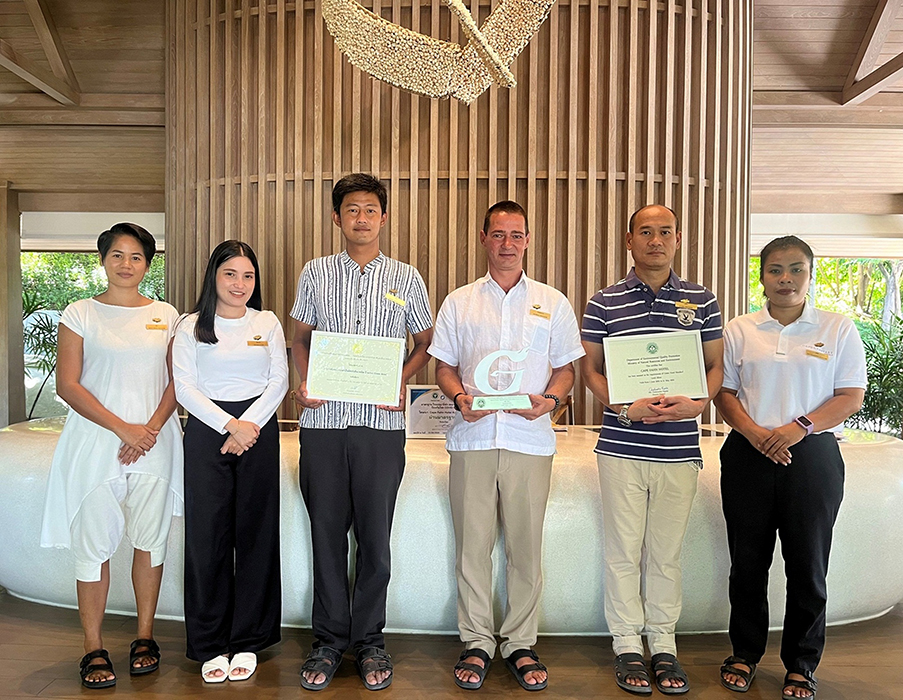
left=1, top=419, right=901, bottom=634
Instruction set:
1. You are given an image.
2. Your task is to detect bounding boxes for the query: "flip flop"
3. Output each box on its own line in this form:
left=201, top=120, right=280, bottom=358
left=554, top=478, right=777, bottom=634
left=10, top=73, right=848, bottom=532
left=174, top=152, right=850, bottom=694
left=201, top=654, right=230, bottom=683
left=454, top=648, right=492, bottom=690
left=228, top=652, right=258, bottom=681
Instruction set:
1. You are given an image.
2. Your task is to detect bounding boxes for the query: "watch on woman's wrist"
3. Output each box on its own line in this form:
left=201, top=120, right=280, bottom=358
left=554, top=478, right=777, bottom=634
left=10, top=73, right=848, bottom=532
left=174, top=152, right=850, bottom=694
left=794, top=415, right=814, bottom=436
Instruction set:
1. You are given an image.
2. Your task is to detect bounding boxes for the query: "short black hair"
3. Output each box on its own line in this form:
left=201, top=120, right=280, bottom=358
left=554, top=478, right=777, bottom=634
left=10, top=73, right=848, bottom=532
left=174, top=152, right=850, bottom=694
left=191, top=240, right=262, bottom=344
left=482, top=200, right=529, bottom=236
left=332, top=173, right=388, bottom=215
left=758, top=235, right=815, bottom=280
left=97, top=222, right=156, bottom=263
left=627, top=205, right=680, bottom=234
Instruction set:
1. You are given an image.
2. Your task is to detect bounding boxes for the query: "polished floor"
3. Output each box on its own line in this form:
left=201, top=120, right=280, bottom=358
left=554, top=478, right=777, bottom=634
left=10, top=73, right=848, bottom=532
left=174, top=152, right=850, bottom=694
left=0, top=589, right=899, bottom=699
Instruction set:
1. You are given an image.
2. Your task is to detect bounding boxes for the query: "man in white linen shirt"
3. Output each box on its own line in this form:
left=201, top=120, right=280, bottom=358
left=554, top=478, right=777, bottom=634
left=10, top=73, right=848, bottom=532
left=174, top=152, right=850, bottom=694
left=428, top=200, right=585, bottom=692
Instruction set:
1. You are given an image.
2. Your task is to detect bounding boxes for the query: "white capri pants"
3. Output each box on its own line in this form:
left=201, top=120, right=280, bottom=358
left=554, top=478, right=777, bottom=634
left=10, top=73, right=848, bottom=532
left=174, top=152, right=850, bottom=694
left=69, top=473, right=175, bottom=582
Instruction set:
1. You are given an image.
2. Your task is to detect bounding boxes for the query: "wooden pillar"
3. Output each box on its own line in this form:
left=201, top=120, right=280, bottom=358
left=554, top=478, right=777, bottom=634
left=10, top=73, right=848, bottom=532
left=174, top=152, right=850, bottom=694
left=0, top=183, right=25, bottom=428
left=166, top=0, right=751, bottom=424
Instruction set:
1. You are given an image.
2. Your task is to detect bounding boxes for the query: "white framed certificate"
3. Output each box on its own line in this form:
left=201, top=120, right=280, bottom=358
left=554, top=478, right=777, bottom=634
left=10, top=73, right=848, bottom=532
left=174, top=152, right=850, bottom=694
left=405, top=385, right=456, bottom=438
left=307, top=331, right=406, bottom=406
left=603, top=330, right=708, bottom=405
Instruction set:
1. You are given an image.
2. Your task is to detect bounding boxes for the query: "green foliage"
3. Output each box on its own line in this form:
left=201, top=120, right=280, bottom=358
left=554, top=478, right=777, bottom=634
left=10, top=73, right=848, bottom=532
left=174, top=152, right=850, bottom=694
left=849, top=318, right=903, bottom=439
left=20, top=252, right=165, bottom=311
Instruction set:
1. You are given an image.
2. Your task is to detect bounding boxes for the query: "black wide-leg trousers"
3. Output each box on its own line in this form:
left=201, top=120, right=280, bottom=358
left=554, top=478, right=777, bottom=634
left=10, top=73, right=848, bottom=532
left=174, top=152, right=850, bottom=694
left=183, top=398, right=282, bottom=662
left=720, top=430, right=844, bottom=675
left=299, top=426, right=405, bottom=654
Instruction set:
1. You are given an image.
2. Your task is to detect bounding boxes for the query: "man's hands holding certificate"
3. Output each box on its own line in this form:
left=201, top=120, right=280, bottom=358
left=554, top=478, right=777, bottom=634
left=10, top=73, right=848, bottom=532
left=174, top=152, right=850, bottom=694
left=626, top=394, right=708, bottom=423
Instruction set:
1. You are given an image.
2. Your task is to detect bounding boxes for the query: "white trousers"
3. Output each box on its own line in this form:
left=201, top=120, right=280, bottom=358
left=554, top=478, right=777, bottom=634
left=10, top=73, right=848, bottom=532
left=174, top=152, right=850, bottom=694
left=70, top=473, right=174, bottom=582
left=597, top=454, right=699, bottom=657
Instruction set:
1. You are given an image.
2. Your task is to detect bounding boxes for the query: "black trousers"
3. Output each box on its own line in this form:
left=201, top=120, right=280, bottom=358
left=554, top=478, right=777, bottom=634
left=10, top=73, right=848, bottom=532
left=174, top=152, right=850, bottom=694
left=720, top=430, right=845, bottom=675
left=299, top=426, right=405, bottom=654
left=183, top=398, right=282, bottom=662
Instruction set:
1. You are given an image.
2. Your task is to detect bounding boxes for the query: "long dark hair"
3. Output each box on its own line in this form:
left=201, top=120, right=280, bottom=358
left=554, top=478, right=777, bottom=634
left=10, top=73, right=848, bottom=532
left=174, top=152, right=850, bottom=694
left=192, top=240, right=262, bottom=344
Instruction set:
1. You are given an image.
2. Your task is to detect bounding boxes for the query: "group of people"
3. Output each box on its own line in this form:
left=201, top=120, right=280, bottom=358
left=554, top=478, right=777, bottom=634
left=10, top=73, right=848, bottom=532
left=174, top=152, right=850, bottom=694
left=39, top=173, right=867, bottom=700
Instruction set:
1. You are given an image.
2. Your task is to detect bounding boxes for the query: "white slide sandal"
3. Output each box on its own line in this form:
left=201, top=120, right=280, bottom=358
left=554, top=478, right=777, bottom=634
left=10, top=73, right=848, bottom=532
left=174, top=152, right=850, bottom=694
left=201, top=654, right=230, bottom=683
left=228, top=652, right=258, bottom=681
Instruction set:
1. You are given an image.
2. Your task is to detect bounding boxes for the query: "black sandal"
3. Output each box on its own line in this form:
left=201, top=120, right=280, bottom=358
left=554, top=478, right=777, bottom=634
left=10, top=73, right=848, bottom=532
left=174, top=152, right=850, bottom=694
left=454, top=648, right=492, bottom=690
left=79, top=649, right=116, bottom=689
left=129, top=638, right=161, bottom=676
left=782, top=671, right=817, bottom=699
left=613, top=653, right=652, bottom=696
left=651, top=653, right=690, bottom=695
left=356, top=646, right=393, bottom=691
left=721, top=656, right=756, bottom=693
left=299, top=646, right=343, bottom=691
left=504, top=648, right=548, bottom=691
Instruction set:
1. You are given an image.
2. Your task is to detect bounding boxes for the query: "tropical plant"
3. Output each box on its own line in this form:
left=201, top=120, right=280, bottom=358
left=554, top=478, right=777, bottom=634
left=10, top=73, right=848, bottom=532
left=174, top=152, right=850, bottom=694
left=848, top=316, right=903, bottom=438
left=22, top=287, right=60, bottom=419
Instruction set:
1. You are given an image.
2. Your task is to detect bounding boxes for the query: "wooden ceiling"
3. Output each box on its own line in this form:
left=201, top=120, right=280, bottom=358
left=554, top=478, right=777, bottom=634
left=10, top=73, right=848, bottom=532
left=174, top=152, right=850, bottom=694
left=0, top=0, right=902, bottom=214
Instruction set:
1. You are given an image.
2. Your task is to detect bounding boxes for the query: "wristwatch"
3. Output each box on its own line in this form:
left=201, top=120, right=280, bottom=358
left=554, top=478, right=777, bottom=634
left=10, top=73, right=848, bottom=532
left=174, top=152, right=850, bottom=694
left=542, top=393, right=561, bottom=411
left=452, top=392, right=466, bottom=412
left=617, top=404, right=632, bottom=427
left=794, top=415, right=814, bottom=436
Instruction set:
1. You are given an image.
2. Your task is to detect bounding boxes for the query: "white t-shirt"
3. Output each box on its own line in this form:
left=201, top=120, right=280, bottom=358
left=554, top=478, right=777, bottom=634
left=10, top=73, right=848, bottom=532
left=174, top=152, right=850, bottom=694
left=722, top=301, right=867, bottom=433
left=172, top=308, right=289, bottom=433
left=429, top=272, right=585, bottom=456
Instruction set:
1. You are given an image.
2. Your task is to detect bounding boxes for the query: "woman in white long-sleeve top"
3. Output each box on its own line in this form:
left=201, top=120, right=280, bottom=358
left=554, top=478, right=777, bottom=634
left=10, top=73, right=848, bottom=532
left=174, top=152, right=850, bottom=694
left=172, top=240, right=289, bottom=683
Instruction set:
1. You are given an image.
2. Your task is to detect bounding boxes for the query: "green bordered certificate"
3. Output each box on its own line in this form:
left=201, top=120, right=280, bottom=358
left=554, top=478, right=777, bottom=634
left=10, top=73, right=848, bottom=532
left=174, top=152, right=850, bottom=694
left=307, top=331, right=406, bottom=406
left=602, top=330, right=708, bottom=405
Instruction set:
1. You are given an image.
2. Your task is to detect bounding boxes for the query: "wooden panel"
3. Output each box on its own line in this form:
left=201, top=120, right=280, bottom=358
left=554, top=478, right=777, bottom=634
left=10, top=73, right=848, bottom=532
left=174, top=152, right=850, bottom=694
left=167, top=0, right=752, bottom=424
left=0, top=182, right=25, bottom=427
left=0, top=125, right=164, bottom=191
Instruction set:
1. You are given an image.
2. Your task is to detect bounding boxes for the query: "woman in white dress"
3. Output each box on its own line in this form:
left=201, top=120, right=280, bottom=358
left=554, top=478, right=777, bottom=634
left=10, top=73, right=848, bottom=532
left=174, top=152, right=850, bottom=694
left=41, top=223, right=183, bottom=689
left=172, top=240, right=288, bottom=683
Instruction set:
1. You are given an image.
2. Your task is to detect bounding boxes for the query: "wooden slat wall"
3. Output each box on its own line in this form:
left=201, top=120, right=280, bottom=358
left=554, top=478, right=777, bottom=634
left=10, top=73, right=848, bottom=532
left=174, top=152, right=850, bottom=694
left=166, top=0, right=751, bottom=424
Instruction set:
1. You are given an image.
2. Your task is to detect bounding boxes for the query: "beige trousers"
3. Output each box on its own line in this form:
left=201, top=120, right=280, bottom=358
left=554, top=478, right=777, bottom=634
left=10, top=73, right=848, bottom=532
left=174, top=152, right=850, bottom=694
left=448, top=449, right=553, bottom=658
left=597, top=454, right=699, bottom=657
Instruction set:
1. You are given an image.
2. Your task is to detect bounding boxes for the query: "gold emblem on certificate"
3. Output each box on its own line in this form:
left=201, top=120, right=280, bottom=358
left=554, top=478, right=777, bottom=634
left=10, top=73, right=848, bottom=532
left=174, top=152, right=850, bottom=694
left=603, top=330, right=708, bottom=405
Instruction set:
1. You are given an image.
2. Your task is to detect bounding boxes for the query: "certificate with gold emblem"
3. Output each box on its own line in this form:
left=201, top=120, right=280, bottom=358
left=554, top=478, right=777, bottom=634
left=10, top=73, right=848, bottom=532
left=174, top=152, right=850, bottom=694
left=307, top=331, right=406, bottom=406
left=602, top=330, right=708, bottom=405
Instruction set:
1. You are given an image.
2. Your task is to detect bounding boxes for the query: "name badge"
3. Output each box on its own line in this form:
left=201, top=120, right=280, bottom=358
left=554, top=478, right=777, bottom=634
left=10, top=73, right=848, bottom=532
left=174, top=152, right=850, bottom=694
left=145, top=324, right=168, bottom=330
left=248, top=336, right=269, bottom=347
left=806, top=349, right=829, bottom=360
left=529, top=308, right=551, bottom=320
left=385, top=292, right=406, bottom=307
left=675, top=300, right=698, bottom=310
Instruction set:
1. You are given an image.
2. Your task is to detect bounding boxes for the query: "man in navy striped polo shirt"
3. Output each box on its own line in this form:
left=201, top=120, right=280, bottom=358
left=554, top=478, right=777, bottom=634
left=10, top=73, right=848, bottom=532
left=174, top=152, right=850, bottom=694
left=581, top=204, right=723, bottom=695
left=290, top=174, right=434, bottom=691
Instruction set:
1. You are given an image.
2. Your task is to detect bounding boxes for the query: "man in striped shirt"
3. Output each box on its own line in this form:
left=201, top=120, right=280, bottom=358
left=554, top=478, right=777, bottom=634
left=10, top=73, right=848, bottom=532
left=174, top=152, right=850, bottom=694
left=580, top=204, right=723, bottom=695
left=290, top=174, right=434, bottom=691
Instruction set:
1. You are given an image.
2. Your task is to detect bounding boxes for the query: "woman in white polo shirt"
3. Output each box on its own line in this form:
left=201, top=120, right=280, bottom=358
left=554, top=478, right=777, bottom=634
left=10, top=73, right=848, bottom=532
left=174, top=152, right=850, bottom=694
left=172, top=240, right=288, bottom=683
left=714, top=236, right=866, bottom=700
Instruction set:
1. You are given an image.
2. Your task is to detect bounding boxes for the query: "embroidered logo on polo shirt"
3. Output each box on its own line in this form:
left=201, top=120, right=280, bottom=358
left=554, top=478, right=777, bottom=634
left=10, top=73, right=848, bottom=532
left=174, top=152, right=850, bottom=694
left=803, top=342, right=831, bottom=360
left=675, top=299, right=697, bottom=326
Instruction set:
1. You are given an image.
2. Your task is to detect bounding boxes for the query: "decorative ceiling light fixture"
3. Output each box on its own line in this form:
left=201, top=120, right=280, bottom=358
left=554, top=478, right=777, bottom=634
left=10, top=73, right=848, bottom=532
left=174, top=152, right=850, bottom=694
left=321, top=0, right=557, bottom=104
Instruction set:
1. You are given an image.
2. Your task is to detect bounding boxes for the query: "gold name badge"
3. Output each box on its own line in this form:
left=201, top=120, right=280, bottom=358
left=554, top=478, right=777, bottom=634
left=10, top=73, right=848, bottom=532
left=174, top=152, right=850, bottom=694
left=675, top=300, right=698, bottom=310
left=385, top=292, right=406, bottom=307
left=145, top=324, right=168, bottom=330
left=529, top=308, right=551, bottom=319
left=806, top=349, right=829, bottom=360
left=247, top=340, right=269, bottom=347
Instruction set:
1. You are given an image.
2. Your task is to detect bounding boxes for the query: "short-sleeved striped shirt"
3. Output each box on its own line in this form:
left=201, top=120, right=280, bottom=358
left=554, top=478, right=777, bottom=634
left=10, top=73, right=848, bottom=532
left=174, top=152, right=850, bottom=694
left=290, top=250, right=433, bottom=431
left=581, top=268, right=722, bottom=463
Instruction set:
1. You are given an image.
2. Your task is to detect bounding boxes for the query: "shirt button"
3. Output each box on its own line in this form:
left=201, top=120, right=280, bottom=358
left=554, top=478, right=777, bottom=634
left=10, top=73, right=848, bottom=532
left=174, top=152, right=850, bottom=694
left=358, top=294, right=362, bottom=298
left=357, top=320, right=361, bottom=325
